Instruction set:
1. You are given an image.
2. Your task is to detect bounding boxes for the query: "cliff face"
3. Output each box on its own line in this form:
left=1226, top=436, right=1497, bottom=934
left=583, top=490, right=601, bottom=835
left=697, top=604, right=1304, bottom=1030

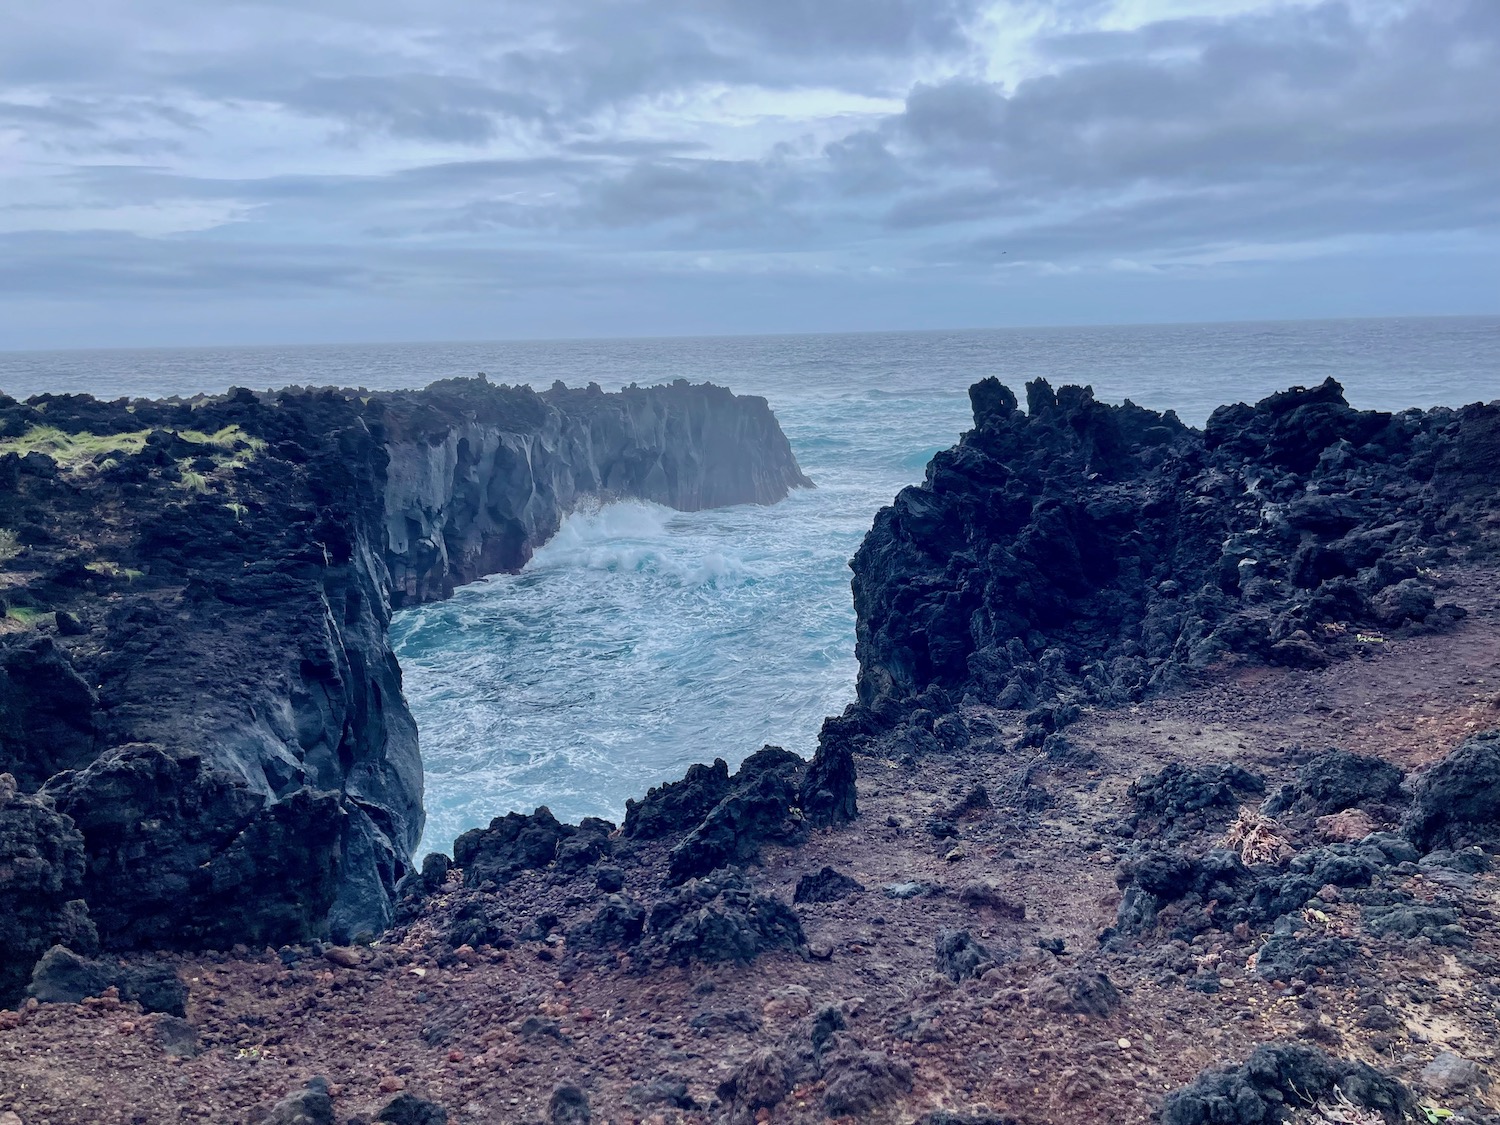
left=381, top=379, right=811, bottom=605
left=851, top=377, right=1500, bottom=723
left=0, top=377, right=809, bottom=1002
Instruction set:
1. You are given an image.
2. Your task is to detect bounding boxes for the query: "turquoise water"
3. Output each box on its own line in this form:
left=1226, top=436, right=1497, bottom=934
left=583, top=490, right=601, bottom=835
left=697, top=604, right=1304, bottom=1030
left=4, top=318, right=1499, bottom=854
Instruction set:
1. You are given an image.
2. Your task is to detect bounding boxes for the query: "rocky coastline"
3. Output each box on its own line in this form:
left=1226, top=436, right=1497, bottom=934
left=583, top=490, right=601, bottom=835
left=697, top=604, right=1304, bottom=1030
left=0, top=376, right=812, bottom=1002
left=4, top=375, right=1500, bottom=1125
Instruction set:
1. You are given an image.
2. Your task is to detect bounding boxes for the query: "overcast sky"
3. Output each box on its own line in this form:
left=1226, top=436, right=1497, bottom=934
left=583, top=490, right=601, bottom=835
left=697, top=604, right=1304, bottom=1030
left=2, top=0, right=1497, bottom=348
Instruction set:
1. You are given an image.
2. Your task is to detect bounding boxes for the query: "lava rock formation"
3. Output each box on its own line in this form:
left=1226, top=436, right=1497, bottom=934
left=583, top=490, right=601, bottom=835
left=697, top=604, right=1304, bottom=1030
left=0, top=377, right=810, bottom=1002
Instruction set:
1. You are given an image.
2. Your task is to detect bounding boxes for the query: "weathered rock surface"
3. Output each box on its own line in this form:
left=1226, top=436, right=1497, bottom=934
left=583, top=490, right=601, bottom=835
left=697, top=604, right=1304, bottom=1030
left=26, top=945, right=186, bottom=1016
left=1028, top=968, right=1122, bottom=1017
left=646, top=867, right=805, bottom=965
left=44, top=744, right=345, bottom=950
left=0, top=377, right=809, bottom=989
left=373, top=1091, right=449, bottom=1125
left=666, top=746, right=808, bottom=884
left=793, top=866, right=865, bottom=904
left=1160, top=1043, right=1414, bottom=1125
left=852, top=377, right=1498, bottom=720
left=258, top=1078, right=334, bottom=1125
left=1263, top=748, right=1406, bottom=819
left=452, top=807, right=614, bottom=888
left=0, top=776, right=89, bottom=1006
left=1403, top=730, right=1500, bottom=850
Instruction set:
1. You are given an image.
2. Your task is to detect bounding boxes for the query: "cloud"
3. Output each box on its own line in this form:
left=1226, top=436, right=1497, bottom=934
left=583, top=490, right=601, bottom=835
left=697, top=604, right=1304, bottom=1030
left=1, top=0, right=1497, bottom=345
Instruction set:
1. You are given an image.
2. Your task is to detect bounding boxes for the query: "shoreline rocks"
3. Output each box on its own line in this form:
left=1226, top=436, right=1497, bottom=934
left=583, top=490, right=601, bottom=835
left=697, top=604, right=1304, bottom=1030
left=850, top=377, right=1499, bottom=725
left=0, top=377, right=812, bottom=991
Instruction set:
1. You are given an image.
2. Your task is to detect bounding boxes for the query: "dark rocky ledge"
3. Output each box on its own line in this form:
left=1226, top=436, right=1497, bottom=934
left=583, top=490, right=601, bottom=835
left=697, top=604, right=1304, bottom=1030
left=0, top=376, right=810, bottom=1003
left=851, top=376, right=1500, bottom=726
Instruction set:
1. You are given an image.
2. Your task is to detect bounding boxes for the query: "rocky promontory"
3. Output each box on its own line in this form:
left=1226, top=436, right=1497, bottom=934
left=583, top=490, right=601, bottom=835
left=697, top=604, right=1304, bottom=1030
left=852, top=376, right=1500, bottom=720
left=0, top=376, right=811, bottom=1002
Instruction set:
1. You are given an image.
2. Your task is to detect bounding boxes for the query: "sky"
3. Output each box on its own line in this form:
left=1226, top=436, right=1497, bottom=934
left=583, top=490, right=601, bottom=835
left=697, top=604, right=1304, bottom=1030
left=1, top=0, right=1497, bottom=348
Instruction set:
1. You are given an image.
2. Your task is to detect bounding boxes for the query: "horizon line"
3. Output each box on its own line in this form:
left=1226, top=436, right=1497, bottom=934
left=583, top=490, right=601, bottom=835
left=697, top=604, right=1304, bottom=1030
left=3, top=310, right=1498, bottom=358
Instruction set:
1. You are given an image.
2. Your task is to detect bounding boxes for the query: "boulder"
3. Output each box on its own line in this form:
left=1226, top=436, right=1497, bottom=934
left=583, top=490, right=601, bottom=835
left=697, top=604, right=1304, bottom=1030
left=27, top=945, right=186, bottom=1016
left=373, top=1092, right=448, bottom=1125
left=935, top=929, right=998, bottom=982
left=1404, top=731, right=1500, bottom=850
left=1028, top=968, right=1121, bottom=1017
left=547, top=1084, right=591, bottom=1125
left=1263, top=749, right=1405, bottom=818
left=647, top=868, right=805, bottom=965
left=567, top=894, right=646, bottom=952
left=793, top=866, right=865, bottom=904
left=1160, top=1044, right=1414, bottom=1125
left=259, top=1078, right=334, bottom=1125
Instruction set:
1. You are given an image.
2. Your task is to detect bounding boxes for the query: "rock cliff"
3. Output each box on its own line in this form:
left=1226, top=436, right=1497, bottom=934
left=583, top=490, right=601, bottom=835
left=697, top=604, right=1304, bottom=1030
left=0, top=377, right=809, bottom=1002
left=851, top=377, right=1500, bottom=722
left=381, top=378, right=811, bottom=605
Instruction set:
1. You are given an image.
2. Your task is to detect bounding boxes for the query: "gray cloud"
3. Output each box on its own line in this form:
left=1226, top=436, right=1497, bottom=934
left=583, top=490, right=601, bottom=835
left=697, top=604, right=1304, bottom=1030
left=2, top=0, right=1498, bottom=346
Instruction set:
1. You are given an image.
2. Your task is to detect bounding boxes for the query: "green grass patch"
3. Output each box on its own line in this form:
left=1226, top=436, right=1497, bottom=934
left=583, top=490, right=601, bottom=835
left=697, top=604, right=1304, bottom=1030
left=0, top=423, right=264, bottom=473
left=85, top=560, right=144, bottom=582
left=4, top=606, right=42, bottom=625
left=179, top=425, right=266, bottom=454
left=0, top=425, right=151, bottom=465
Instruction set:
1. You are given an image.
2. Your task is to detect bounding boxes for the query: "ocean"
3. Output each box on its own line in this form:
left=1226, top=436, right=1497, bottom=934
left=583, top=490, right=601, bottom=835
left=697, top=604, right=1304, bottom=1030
left=3, top=317, right=1498, bottom=856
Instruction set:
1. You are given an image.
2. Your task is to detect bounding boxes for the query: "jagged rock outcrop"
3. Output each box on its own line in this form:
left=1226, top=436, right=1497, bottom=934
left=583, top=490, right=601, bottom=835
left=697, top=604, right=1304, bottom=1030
left=0, top=774, right=90, bottom=1006
left=451, top=806, right=614, bottom=887
left=0, top=377, right=809, bottom=990
left=1160, top=1043, right=1414, bottom=1124
left=851, top=377, right=1499, bottom=720
left=1403, top=730, right=1500, bottom=851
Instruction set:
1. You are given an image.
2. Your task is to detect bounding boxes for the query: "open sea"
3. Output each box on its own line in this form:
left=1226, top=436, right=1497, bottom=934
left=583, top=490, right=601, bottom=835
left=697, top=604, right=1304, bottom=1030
left=3, top=317, right=1498, bottom=856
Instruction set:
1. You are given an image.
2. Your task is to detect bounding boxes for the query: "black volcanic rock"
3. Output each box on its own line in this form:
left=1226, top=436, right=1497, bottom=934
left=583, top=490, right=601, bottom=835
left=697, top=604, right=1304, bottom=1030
left=666, top=746, right=807, bottom=885
left=1263, top=749, right=1406, bottom=818
left=453, top=807, right=616, bottom=887
left=794, top=866, right=865, bottom=904
left=0, top=637, right=100, bottom=790
left=851, top=377, right=1497, bottom=721
left=0, top=774, right=89, bottom=1006
left=935, top=929, right=999, bottom=981
left=0, top=376, right=809, bottom=988
left=43, top=744, right=346, bottom=950
left=624, top=760, right=732, bottom=839
left=1403, top=731, right=1500, bottom=851
left=647, top=867, right=805, bottom=965
left=800, top=710, right=862, bottom=827
left=26, top=944, right=186, bottom=1016
left=567, top=894, right=647, bottom=952
left=1161, top=1043, right=1413, bottom=1125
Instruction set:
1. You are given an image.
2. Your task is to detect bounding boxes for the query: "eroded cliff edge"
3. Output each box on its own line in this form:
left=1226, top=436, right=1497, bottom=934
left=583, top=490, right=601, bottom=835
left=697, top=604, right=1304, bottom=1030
left=850, top=376, right=1500, bottom=725
left=382, top=378, right=811, bottom=605
left=0, top=376, right=810, bottom=1002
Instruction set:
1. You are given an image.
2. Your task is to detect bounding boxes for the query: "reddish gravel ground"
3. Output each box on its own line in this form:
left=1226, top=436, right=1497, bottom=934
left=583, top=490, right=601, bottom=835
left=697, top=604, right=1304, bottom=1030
left=3, top=572, right=1500, bottom=1125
